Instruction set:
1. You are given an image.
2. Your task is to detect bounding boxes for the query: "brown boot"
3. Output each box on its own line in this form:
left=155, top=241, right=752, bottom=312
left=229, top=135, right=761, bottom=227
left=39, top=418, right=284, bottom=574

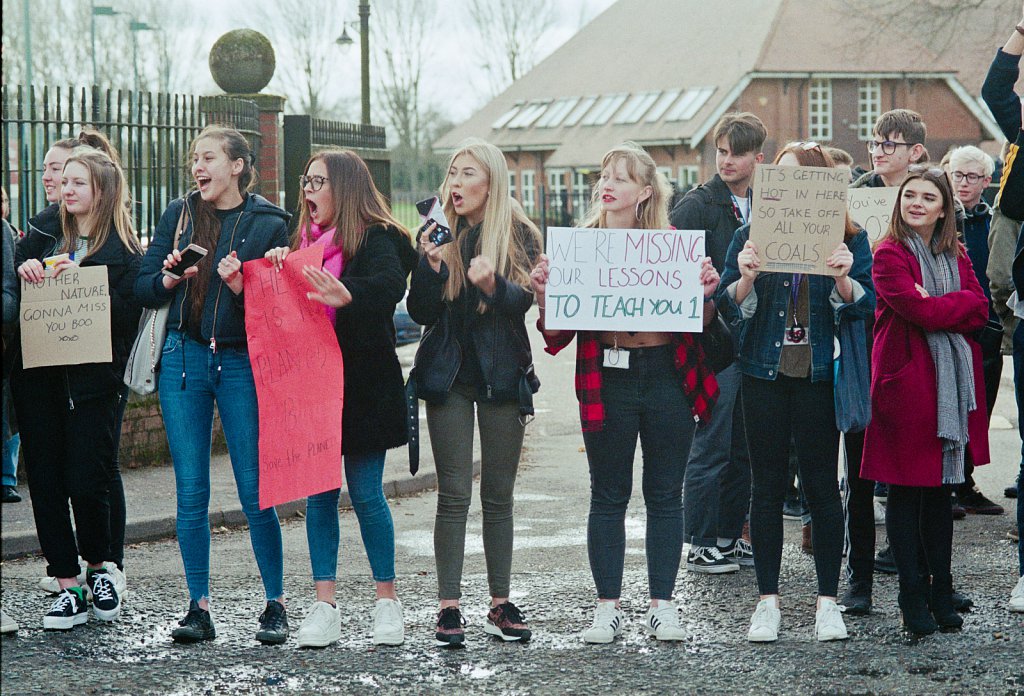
left=801, top=523, right=813, bottom=555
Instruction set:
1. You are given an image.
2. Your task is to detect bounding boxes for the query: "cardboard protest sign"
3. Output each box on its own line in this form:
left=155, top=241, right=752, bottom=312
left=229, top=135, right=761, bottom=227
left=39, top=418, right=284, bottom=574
left=750, top=164, right=848, bottom=275
left=847, top=187, right=898, bottom=244
left=244, top=245, right=344, bottom=510
left=543, top=227, right=705, bottom=332
left=20, top=265, right=112, bottom=369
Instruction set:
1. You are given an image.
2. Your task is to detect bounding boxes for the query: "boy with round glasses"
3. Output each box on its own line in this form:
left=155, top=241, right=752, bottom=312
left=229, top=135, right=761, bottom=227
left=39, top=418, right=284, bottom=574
left=852, top=109, right=927, bottom=189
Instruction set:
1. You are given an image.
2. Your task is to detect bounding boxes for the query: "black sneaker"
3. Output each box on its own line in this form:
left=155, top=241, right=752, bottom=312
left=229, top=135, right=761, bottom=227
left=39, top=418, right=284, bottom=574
left=951, top=495, right=966, bottom=520
left=43, top=587, right=88, bottom=630
left=1005, top=485, right=1018, bottom=499
left=484, top=601, right=532, bottom=642
left=687, top=545, right=740, bottom=574
left=951, top=590, right=973, bottom=613
left=782, top=498, right=805, bottom=520
left=87, top=569, right=120, bottom=621
left=840, top=589, right=872, bottom=616
left=256, top=600, right=288, bottom=645
left=171, top=600, right=216, bottom=643
left=718, top=538, right=755, bottom=567
left=434, top=606, right=466, bottom=647
left=958, top=487, right=1004, bottom=515
left=874, top=545, right=897, bottom=575
left=1, top=486, right=21, bottom=503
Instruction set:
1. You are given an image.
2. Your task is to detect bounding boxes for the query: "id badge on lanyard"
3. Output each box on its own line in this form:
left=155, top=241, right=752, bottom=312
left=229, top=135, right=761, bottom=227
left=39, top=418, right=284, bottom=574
left=783, top=274, right=808, bottom=346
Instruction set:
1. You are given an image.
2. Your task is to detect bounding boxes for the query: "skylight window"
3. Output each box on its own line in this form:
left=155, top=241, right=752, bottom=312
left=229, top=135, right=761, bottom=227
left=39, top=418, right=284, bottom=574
left=581, top=94, right=627, bottom=126
left=491, top=103, right=523, bottom=129
left=614, top=92, right=661, bottom=124
left=665, top=87, right=715, bottom=122
left=644, top=90, right=681, bottom=122
left=507, top=100, right=552, bottom=129
left=562, top=96, right=597, bottom=127
left=535, top=97, right=581, bottom=128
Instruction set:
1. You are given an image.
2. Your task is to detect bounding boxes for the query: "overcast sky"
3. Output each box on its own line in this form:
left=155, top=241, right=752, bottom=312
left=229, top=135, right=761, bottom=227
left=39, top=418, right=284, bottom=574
left=195, top=0, right=618, bottom=122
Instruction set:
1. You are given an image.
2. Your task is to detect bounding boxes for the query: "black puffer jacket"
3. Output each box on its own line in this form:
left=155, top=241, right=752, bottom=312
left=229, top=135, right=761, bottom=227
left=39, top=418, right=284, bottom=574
left=13, top=225, right=143, bottom=403
left=407, top=222, right=540, bottom=405
left=134, top=192, right=290, bottom=349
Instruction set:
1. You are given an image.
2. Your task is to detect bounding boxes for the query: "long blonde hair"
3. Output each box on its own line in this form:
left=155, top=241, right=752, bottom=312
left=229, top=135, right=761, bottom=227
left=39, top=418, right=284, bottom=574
left=292, top=149, right=408, bottom=258
left=438, top=138, right=540, bottom=302
left=58, top=148, right=141, bottom=257
left=581, top=142, right=670, bottom=230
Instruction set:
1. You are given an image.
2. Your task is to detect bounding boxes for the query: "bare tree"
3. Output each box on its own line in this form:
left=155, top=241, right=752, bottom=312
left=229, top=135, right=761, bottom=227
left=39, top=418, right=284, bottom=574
left=466, top=0, right=558, bottom=96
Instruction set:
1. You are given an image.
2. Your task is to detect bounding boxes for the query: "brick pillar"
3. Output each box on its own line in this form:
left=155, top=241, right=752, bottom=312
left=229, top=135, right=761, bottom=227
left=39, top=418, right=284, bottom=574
left=248, top=94, right=286, bottom=206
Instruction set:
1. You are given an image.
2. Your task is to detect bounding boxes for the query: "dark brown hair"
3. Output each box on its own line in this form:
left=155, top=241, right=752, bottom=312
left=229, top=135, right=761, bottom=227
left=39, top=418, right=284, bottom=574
left=712, top=112, right=767, bottom=155
left=873, top=109, right=926, bottom=146
left=880, top=165, right=961, bottom=256
left=53, top=128, right=121, bottom=166
left=292, top=149, right=408, bottom=259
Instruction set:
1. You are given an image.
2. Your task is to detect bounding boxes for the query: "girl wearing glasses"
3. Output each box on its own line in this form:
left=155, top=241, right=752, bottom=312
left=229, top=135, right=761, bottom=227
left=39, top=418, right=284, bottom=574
left=720, top=142, right=874, bottom=643
left=263, top=150, right=417, bottom=647
left=861, top=166, right=989, bottom=634
left=135, top=126, right=290, bottom=645
left=408, top=138, right=541, bottom=647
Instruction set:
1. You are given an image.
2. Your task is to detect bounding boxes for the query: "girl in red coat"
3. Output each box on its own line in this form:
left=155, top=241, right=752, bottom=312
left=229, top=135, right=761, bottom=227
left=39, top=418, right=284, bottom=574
left=862, top=166, right=989, bottom=634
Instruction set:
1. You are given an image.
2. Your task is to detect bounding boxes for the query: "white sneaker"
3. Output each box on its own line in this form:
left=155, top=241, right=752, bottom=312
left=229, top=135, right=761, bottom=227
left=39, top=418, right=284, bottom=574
left=644, top=602, right=687, bottom=641
left=371, top=598, right=404, bottom=646
left=104, top=563, right=127, bottom=598
left=814, top=598, right=849, bottom=641
left=296, top=601, right=342, bottom=648
left=873, top=499, right=886, bottom=525
left=747, top=597, right=781, bottom=642
left=39, top=567, right=86, bottom=595
left=1, top=609, right=18, bottom=634
left=1010, top=575, right=1024, bottom=613
left=583, top=602, right=623, bottom=644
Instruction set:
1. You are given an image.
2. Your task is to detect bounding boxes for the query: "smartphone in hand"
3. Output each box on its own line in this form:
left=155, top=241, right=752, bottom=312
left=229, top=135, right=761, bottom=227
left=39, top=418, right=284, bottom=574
left=416, top=196, right=453, bottom=246
left=162, top=244, right=208, bottom=279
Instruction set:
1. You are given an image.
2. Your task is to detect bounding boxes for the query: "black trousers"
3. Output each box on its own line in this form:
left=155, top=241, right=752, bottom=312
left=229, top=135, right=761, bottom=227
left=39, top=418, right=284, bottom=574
left=843, top=430, right=875, bottom=594
left=886, top=485, right=953, bottom=592
left=743, top=375, right=844, bottom=597
left=12, top=371, right=123, bottom=579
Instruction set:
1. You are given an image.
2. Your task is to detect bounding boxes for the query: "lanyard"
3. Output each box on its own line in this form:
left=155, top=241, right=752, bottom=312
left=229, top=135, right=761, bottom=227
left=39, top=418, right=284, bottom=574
left=731, top=192, right=751, bottom=224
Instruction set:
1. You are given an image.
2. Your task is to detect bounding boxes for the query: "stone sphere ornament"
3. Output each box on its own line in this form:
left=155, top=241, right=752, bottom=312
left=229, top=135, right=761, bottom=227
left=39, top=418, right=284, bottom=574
left=209, top=29, right=276, bottom=94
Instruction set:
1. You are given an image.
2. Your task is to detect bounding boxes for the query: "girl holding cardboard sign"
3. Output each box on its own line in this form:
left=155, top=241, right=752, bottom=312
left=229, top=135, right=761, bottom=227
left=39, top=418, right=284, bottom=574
left=263, top=149, right=417, bottom=648
left=134, top=126, right=290, bottom=645
left=719, top=142, right=874, bottom=644
left=12, top=147, right=143, bottom=631
left=533, top=142, right=721, bottom=644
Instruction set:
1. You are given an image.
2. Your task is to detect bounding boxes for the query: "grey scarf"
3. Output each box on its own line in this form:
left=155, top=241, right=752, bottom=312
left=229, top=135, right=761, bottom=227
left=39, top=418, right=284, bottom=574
left=906, top=234, right=976, bottom=484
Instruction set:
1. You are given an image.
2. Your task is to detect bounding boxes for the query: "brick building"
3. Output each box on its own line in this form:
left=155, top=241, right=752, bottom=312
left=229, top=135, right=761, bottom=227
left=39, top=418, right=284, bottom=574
left=434, top=0, right=1015, bottom=220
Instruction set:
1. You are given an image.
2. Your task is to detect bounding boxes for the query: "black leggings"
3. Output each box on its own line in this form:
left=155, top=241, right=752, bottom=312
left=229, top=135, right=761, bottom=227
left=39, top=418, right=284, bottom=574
left=843, top=430, right=875, bottom=594
left=885, top=485, right=953, bottom=591
left=743, top=375, right=844, bottom=597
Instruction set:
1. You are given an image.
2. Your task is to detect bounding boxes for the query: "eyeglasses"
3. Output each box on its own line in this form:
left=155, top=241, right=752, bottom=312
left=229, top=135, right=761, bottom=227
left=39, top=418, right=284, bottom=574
left=299, top=174, right=328, bottom=191
left=867, top=140, right=916, bottom=155
left=951, top=170, right=987, bottom=184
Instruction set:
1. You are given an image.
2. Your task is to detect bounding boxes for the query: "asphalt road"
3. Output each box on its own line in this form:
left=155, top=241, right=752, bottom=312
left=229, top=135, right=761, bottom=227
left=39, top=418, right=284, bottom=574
left=1, top=313, right=1022, bottom=695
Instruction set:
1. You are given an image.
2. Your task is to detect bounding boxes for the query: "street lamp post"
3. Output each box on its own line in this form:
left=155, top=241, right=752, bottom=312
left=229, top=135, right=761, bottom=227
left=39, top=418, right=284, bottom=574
left=91, top=3, right=119, bottom=87
left=129, top=20, right=158, bottom=92
left=336, top=1, right=371, bottom=125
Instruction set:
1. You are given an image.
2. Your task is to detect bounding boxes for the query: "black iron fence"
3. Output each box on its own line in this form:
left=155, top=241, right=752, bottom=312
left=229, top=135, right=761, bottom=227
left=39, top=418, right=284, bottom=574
left=2, top=85, right=260, bottom=244
left=282, top=115, right=390, bottom=228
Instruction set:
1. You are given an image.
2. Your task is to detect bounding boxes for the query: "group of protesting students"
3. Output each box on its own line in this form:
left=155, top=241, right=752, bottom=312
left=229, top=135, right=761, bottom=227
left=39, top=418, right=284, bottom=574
left=2, top=9, right=1023, bottom=649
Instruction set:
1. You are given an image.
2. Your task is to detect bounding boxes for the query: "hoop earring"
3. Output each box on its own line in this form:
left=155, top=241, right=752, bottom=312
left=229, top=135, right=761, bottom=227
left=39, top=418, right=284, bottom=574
left=635, top=200, right=644, bottom=221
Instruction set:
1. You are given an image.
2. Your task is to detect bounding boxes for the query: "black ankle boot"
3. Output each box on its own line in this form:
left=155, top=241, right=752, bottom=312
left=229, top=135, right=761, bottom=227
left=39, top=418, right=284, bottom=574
left=898, top=589, right=938, bottom=635
left=930, top=579, right=964, bottom=630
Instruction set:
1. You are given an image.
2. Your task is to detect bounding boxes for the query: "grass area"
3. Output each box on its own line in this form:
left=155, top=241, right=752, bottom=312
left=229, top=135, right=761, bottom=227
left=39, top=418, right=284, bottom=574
left=392, top=201, right=422, bottom=232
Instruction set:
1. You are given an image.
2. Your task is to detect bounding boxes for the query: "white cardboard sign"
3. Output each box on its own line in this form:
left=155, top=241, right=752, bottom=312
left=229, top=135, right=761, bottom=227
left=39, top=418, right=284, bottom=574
left=847, top=187, right=899, bottom=244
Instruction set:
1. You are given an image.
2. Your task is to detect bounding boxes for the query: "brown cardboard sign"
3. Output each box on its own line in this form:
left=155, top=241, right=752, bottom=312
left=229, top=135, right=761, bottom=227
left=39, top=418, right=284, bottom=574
left=19, top=265, right=112, bottom=369
left=847, top=187, right=899, bottom=245
left=750, top=164, right=848, bottom=275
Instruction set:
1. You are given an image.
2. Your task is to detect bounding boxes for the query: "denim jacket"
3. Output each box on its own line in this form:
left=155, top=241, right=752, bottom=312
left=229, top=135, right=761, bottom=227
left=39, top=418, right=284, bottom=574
left=717, top=224, right=875, bottom=382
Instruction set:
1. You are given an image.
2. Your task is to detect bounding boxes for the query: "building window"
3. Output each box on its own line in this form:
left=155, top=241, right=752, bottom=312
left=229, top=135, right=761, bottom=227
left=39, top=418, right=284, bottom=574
left=858, top=80, right=881, bottom=140
left=808, top=78, right=832, bottom=141
left=521, top=170, right=536, bottom=214
left=678, top=165, right=700, bottom=191
left=547, top=169, right=566, bottom=196
left=656, top=166, right=675, bottom=187
left=508, top=171, right=517, bottom=200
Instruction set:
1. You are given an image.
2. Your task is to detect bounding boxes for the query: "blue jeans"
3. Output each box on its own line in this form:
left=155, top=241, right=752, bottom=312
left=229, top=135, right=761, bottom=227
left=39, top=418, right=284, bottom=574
left=683, top=363, right=750, bottom=546
left=305, top=450, right=395, bottom=582
left=2, top=380, right=18, bottom=487
left=158, top=331, right=283, bottom=603
left=1013, top=322, right=1024, bottom=575
left=582, top=345, right=696, bottom=600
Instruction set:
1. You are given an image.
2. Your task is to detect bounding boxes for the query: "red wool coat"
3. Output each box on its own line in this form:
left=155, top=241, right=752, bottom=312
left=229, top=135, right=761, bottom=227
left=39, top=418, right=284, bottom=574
left=861, top=239, right=990, bottom=487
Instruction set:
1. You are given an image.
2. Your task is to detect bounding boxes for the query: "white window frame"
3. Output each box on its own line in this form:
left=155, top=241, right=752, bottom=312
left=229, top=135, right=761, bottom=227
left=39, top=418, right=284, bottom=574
left=656, top=166, right=675, bottom=187
left=547, top=168, right=566, bottom=196
left=808, top=78, right=832, bottom=141
left=581, top=94, right=628, bottom=126
left=678, top=165, right=700, bottom=190
left=573, top=170, right=592, bottom=197
left=614, top=92, right=661, bottom=124
left=665, top=87, right=715, bottom=122
left=645, top=90, right=681, bottom=123
left=535, top=97, right=580, bottom=128
left=858, top=80, right=881, bottom=141
left=521, top=169, right=536, bottom=214
left=508, top=171, right=517, bottom=200
left=563, top=96, right=597, bottom=127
